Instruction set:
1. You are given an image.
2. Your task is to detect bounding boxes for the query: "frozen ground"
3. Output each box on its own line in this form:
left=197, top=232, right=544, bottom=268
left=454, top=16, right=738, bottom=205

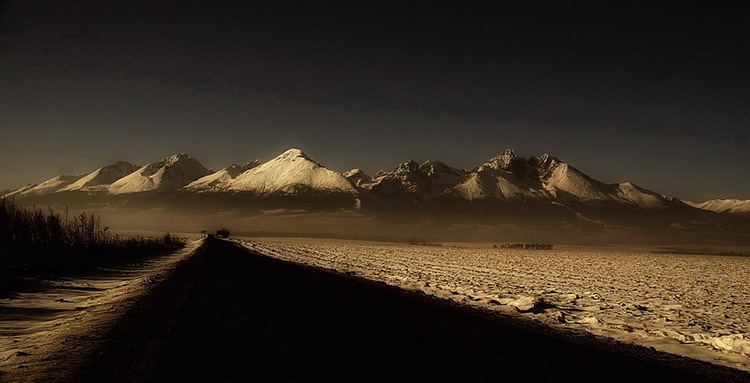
left=0, top=240, right=201, bottom=382
left=243, top=238, right=750, bottom=372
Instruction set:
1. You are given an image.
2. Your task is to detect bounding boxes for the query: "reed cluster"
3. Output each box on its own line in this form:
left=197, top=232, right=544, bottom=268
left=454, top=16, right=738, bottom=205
left=0, top=198, right=184, bottom=259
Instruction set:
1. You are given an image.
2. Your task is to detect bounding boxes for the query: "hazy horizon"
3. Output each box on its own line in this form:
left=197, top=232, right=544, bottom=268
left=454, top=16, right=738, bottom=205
left=0, top=146, right=748, bottom=204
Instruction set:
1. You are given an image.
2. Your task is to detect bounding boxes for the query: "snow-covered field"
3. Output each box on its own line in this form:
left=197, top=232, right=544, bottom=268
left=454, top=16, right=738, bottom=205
left=0, top=240, right=201, bottom=381
left=242, top=238, right=750, bottom=372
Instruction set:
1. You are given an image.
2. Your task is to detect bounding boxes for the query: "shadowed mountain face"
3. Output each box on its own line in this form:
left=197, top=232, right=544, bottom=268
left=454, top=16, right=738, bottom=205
left=361, top=159, right=467, bottom=207
left=2, top=148, right=747, bottom=236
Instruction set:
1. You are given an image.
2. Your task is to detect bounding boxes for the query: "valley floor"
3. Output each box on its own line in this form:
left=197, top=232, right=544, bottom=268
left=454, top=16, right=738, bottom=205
left=244, top=237, right=750, bottom=373
left=2, top=236, right=749, bottom=382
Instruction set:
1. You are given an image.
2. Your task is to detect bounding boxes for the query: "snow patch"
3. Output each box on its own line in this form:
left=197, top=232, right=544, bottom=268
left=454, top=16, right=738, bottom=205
left=242, top=238, right=750, bottom=372
left=226, top=149, right=356, bottom=194
left=109, top=154, right=211, bottom=194
left=687, top=199, right=750, bottom=215
left=60, top=161, right=140, bottom=193
left=184, top=161, right=260, bottom=192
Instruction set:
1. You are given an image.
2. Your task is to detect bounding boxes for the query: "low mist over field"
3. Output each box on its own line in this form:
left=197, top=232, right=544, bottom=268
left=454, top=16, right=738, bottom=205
left=4, top=148, right=750, bottom=246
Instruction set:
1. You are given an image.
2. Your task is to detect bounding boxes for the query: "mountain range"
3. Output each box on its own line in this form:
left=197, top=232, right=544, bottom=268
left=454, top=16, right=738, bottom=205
left=2, top=148, right=747, bottom=217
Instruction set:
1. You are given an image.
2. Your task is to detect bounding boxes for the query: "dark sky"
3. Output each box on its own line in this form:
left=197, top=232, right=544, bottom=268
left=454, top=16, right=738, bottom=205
left=1, top=1, right=748, bottom=201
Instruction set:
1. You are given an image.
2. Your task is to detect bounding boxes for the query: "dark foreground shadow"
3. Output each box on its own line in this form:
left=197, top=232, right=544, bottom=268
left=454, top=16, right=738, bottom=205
left=73, top=237, right=743, bottom=383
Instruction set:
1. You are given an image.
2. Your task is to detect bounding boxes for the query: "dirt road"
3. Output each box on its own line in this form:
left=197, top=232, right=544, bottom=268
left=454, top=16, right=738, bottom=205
left=69, top=237, right=746, bottom=382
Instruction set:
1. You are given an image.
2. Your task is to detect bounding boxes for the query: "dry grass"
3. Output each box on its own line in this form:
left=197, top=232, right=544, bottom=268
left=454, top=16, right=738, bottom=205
left=0, top=198, right=185, bottom=292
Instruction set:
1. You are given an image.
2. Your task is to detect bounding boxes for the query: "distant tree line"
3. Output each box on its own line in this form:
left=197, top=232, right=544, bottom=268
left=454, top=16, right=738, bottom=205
left=407, top=238, right=442, bottom=246
left=653, top=247, right=750, bottom=257
left=497, top=243, right=553, bottom=250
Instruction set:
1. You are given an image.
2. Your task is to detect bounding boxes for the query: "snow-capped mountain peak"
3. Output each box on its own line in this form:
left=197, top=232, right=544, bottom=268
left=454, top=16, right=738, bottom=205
left=4, top=174, right=86, bottom=197
left=343, top=168, right=372, bottom=188
left=226, top=149, right=355, bottom=195
left=184, top=161, right=260, bottom=192
left=60, top=161, right=140, bottom=193
left=686, top=198, right=750, bottom=215
left=108, top=154, right=211, bottom=194
left=343, top=168, right=367, bottom=178
left=275, top=148, right=310, bottom=161
left=394, top=160, right=420, bottom=174
left=0, top=148, right=718, bottom=214
left=442, top=151, right=680, bottom=209
left=484, top=148, right=520, bottom=170
left=536, top=153, right=559, bottom=165
left=364, top=158, right=467, bottom=204
left=420, top=160, right=457, bottom=176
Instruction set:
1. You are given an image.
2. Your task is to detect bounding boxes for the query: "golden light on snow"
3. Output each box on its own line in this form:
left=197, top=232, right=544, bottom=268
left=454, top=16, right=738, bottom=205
left=244, top=238, right=750, bottom=371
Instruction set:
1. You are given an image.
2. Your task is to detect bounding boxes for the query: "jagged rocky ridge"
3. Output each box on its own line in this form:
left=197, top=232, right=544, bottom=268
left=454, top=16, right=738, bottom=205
left=1, top=148, right=742, bottom=215
left=441, top=149, right=679, bottom=209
